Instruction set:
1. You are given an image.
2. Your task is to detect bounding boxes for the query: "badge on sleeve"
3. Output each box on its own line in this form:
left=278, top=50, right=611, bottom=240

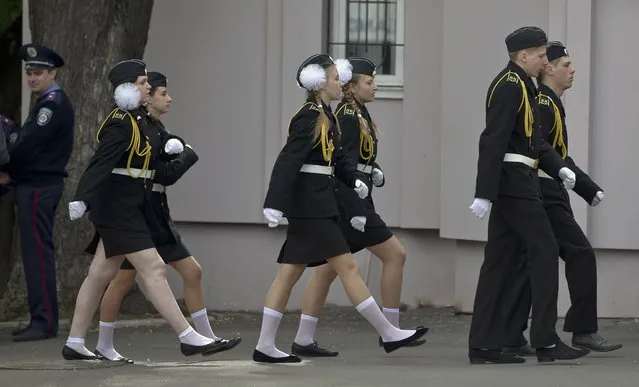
left=36, top=107, right=53, bottom=126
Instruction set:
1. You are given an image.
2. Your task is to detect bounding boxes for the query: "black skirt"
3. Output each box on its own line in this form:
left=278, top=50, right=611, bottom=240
left=120, top=241, right=191, bottom=270
left=338, top=213, right=393, bottom=254
left=84, top=229, right=155, bottom=259
left=276, top=217, right=350, bottom=267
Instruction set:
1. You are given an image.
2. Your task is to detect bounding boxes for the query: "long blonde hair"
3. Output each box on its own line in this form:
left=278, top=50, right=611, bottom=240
left=341, top=74, right=378, bottom=161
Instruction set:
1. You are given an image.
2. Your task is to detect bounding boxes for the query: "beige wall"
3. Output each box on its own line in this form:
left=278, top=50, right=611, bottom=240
left=20, top=0, right=639, bottom=316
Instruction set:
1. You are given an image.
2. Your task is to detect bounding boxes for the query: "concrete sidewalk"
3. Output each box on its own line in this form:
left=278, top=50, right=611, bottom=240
left=0, top=307, right=637, bottom=387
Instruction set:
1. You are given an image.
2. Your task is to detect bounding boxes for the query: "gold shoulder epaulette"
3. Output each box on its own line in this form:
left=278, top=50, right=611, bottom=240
left=112, top=108, right=127, bottom=120
left=537, top=93, right=551, bottom=107
left=506, top=72, right=520, bottom=84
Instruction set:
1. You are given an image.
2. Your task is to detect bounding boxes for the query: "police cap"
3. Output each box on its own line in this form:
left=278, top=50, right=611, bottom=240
left=19, top=44, right=64, bottom=69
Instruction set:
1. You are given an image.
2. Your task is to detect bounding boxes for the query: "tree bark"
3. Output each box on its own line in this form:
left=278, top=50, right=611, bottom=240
left=0, top=0, right=155, bottom=320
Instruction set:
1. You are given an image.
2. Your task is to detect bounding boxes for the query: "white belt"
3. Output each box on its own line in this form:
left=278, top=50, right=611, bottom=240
left=357, top=163, right=373, bottom=174
left=111, top=168, right=155, bottom=179
left=300, top=164, right=334, bottom=175
left=152, top=183, right=166, bottom=193
left=537, top=169, right=553, bottom=179
left=503, top=153, right=539, bottom=169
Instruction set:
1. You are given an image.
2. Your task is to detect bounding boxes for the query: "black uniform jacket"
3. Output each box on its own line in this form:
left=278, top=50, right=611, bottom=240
left=474, top=61, right=568, bottom=202
left=145, top=121, right=199, bottom=246
left=334, top=100, right=384, bottom=224
left=264, top=99, right=366, bottom=219
left=73, top=106, right=166, bottom=229
left=537, top=84, right=602, bottom=206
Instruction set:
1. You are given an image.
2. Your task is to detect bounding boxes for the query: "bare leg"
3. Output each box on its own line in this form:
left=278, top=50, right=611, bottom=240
left=368, top=236, right=407, bottom=327
left=255, top=264, right=306, bottom=359
left=95, top=269, right=137, bottom=360
left=65, top=240, right=124, bottom=357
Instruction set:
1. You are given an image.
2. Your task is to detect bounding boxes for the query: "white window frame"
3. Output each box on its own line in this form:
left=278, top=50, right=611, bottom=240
left=329, top=0, right=405, bottom=99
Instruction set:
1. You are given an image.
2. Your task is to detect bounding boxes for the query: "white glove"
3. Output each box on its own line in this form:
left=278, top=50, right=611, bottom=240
left=558, top=167, right=576, bottom=190
left=591, top=191, right=604, bottom=207
left=164, top=138, right=184, bottom=155
left=69, top=201, right=87, bottom=221
left=263, top=208, right=283, bottom=228
left=469, top=198, right=491, bottom=219
left=371, top=168, right=384, bottom=187
left=354, top=179, right=369, bottom=199
left=350, top=216, right=366, bottom=232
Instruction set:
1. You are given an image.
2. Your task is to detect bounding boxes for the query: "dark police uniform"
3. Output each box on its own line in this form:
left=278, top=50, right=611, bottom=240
left=501, top=42, right=620, bottom=353
left=10, top=44, right=74, bottom=341
left=264, top=54, right=367, bottom=268
left=467, top=27, right=586, bottom=363
left=334, top=58, right=392, bottom=253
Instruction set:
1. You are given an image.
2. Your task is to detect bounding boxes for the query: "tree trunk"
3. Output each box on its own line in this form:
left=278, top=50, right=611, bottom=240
left=0, top=0, right=155, bottom=320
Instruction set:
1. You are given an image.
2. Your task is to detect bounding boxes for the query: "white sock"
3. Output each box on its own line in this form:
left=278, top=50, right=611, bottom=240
left=255, top=307, right=289, bottom=358
left=294, top=314, right=319, bottom=346
left=191, top=308, right=220, bottom=340
left=65, top=337, right=96, bottom=357
left=95, top=321, right=125, bottom=360
left=355, top=297, right=415, bottom=342
left=382, top=307, right=400, bottom=328
left=178, top=326, right=214, bottom=346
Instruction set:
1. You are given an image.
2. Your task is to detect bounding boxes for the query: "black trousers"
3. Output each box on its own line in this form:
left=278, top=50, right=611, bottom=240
left=469, top=197, right=559, bottom=350
left=502, top=201, right=598, bottom=345
left=15, top=183, right=62, bottom=334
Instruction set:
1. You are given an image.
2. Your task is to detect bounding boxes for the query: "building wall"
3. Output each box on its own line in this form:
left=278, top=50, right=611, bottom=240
left=21, top=0, right=639, bottom=316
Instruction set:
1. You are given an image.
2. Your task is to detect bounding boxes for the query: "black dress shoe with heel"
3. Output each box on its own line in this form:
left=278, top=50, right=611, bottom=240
left=62, top=345, right=98, bottom=360
left=502, top=343, right=536, bottom=356
left=571, top=333, right=622, bottom=352
left=180, top=340, right=227, bottom=356
left=252, top=349, right=302, bottom=363
left=536, top=340, right=590, bottom=363
left=381, top=326, right=428, bottom=353
left=469, top=349, right=525, bottom=364
left=291, top=341, right=339, bottom=357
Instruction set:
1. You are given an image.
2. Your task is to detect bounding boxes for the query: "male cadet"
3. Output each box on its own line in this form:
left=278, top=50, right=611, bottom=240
left=467, top=27, right=589, bottom=364
left=7, top=44, right=74, bottom=342
left=500, top=41, right=622, bottom=355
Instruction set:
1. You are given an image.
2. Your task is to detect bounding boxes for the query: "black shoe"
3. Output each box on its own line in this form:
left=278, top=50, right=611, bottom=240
left=200, top=337, right=243, bottom=356
left=94, top=349, right=134, bottom=364
left=62, top=345, right=98, bottom=361
left=502, top=343, right=536, bottom=357
left=571, top=333, right=623, bottom=352
left=379, top=336, right=426, bottom=347
left=180, top=339, right=228, bottom=356
left=536, top=340, right=590, bottom=362
left=291, top=341, right=339, bottom=357
left=469, top=349, right=526, bottom=364
left=11, top=325, right=31, bottom=336
left=12, top=328, right=56, bottom=342
left=381, top=326, right=428, bottom=353
left=252, top=349, right=301, bottom=363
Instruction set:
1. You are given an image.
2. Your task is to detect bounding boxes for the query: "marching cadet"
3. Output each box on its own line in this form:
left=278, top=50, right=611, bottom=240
left=467, top=27, right=589, bottom=364
left=94, top=71, right=241, bottom=363
left=289, top=57, right=424, bottom=357
left=62, top=59, right=225, bottom=360
left=501, top=41, right=622, bottom=355
left=8, top=44, right=74, bottom=342
left=254, top=53, right=427, bottom=364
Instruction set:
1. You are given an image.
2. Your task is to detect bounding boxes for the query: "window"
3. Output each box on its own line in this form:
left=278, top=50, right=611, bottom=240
left=327, top=0, right=405, bottom=99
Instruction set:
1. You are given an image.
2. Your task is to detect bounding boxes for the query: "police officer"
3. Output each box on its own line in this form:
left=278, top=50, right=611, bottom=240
left=9, top=44, right=74, bottom=342
left=467, top=27, right=589, bottom=364
left=501, top=41, right=622, bottom=355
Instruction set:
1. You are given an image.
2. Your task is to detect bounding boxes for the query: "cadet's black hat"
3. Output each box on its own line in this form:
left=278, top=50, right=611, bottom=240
left=505, top=26, right=548, bottom=52
left=108, top=59, right=147, bottom=88
left=19, top=44, right=64, bottom=69
left=296, top=54, right=335, bottom=90
left=546, top=41, right=569, bottom=62
left=148, top=72, right=168, bottom=89
left=347, top=57, right=376, bottom=77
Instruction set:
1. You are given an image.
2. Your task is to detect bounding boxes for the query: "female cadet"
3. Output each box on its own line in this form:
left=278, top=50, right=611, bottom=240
left=62, top=60, right=226, bottom=360
left=288, top=57, right=424, bottom=357
left=254, top=54, right=427, bottom=364
left=94, top=71, right=241, bottom=362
